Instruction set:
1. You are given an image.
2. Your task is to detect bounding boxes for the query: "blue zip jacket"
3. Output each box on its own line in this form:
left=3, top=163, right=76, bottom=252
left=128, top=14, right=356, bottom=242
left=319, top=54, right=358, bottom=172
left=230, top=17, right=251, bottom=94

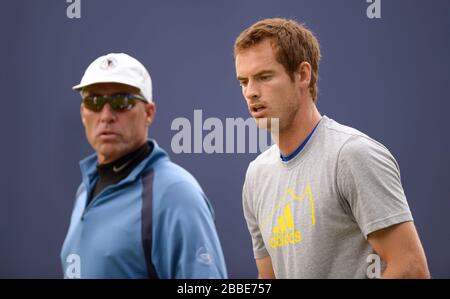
left=61, top=140, right=228, bottom=278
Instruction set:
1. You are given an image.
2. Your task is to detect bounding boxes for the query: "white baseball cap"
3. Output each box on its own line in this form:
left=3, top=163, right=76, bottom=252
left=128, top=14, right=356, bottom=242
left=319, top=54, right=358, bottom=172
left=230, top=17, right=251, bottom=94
left=72, top=53, right=153, bottom=102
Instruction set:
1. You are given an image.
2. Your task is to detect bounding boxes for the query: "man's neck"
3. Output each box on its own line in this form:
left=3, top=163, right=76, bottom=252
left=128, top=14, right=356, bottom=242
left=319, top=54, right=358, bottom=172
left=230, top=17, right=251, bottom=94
left=274, top=104, right=322, bottom=157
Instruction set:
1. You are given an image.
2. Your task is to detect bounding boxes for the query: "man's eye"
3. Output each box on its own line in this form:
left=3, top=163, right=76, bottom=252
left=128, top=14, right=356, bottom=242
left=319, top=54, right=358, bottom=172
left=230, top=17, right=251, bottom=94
left=239, top=81, right=248, bottom=87
left=260, top=75, right=271, bottom=81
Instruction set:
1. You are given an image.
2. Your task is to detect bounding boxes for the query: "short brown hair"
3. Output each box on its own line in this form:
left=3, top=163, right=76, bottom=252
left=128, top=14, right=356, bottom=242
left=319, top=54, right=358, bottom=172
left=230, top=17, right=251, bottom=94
left=234, top=18, right=321, bottom=101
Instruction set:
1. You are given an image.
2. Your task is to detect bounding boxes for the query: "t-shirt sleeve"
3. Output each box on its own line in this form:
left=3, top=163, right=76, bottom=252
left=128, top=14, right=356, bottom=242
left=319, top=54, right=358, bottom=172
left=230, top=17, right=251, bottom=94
left=336, top=135, right=413, bottom=239
left=153, top=181, right=228, bottom=279
left=242, top=166, right=269, bottom=259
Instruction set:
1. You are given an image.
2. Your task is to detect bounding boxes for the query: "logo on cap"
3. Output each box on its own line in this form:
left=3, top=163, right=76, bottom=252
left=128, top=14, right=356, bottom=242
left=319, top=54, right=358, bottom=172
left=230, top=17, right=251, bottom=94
left=100, top=57, right=117, bottom=70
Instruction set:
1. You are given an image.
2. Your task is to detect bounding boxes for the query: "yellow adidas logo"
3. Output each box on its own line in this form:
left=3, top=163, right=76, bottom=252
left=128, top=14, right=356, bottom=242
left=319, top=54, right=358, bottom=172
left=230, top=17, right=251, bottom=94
left=269, top=204, right=302, bottom=249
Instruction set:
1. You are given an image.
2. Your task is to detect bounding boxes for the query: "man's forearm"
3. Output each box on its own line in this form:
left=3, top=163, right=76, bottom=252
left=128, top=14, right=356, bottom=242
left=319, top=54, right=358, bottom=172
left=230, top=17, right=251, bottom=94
left=381, top=259, right=430, bottom=279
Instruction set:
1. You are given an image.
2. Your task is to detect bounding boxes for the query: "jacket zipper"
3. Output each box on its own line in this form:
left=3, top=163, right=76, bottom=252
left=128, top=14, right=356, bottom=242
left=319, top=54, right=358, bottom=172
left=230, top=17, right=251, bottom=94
left=81, top=185, right=114, bottom=221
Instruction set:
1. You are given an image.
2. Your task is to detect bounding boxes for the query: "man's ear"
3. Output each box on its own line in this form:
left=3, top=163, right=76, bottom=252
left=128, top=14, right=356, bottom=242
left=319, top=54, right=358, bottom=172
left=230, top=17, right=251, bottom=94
left=145, top=102, right=156, bottom=127
left=297, top=61, right=312, bottom=87
left=80, top=103, right=86, bottom=126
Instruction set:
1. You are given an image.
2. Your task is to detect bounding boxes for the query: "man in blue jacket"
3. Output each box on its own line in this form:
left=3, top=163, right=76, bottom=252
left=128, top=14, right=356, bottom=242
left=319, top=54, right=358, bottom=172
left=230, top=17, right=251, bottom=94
left=61, top=53, right=227, bottom=279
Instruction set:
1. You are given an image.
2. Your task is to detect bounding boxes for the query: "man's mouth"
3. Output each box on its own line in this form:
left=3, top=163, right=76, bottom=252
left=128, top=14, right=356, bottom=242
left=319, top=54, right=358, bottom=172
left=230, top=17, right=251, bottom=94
left=98, top=131, right=119, bottom=139
left=250, top=105, right=267, bottom=117
left=100, top=131, right=117, bottom=136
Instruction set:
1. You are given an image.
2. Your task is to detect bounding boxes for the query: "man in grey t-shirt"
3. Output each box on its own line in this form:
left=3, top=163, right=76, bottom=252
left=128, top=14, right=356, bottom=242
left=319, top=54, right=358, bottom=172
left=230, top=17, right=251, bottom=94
left=234, top=18, right=430, bottom=278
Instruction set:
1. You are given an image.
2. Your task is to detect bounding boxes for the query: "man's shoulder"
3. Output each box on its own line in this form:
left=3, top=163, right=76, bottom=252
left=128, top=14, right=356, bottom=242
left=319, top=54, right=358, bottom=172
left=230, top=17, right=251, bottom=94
left=149, top=159, right=213, bottom=219
left=320, top=116, right=387, bottom=153
left=145, top=157, right=201, bottom=190
left=138, top=141, right=202, bottom=190
left=321, top=116, right=393, bottom=165
left=321, top=116, right=369, bottom=141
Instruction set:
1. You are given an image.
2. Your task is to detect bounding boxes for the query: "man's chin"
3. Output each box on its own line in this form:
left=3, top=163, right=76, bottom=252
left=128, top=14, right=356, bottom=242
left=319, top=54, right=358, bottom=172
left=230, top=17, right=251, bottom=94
left=95, top=145, right=123, bottom=164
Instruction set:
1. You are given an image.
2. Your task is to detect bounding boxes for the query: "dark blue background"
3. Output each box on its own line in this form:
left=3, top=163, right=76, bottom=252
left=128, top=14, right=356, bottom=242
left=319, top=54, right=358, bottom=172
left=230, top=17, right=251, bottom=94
left=1, top=0, right=449, bottom=278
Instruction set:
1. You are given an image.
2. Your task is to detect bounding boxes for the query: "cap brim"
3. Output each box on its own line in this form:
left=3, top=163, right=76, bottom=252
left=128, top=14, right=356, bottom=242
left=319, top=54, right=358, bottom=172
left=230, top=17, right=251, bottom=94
left=72, top=79, right=151, bottom=102
left=72, top=83, right=85, bottom=90
left=72, top=78, right=141, bottom=91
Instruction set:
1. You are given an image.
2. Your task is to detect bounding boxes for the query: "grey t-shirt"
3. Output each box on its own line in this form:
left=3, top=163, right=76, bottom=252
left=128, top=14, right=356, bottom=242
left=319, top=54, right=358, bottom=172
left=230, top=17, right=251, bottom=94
left=242, top=116, right=413, bottom=278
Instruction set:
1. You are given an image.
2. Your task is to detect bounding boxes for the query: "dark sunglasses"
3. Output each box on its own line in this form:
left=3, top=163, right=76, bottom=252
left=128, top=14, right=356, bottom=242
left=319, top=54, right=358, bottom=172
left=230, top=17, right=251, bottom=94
left=82, top=93, right=146, bottom=112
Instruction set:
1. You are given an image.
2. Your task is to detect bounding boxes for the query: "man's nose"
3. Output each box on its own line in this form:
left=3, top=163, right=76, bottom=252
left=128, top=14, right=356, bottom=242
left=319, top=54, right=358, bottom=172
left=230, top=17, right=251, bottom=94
left=244, top=80, right=260, bottom=101
left=99, top=102, right=117, bottom=123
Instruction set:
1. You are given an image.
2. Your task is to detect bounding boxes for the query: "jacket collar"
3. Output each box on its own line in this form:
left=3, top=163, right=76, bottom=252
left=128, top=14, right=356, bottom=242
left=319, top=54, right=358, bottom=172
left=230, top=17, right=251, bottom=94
left=79, top=139, right=168, bottom=192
